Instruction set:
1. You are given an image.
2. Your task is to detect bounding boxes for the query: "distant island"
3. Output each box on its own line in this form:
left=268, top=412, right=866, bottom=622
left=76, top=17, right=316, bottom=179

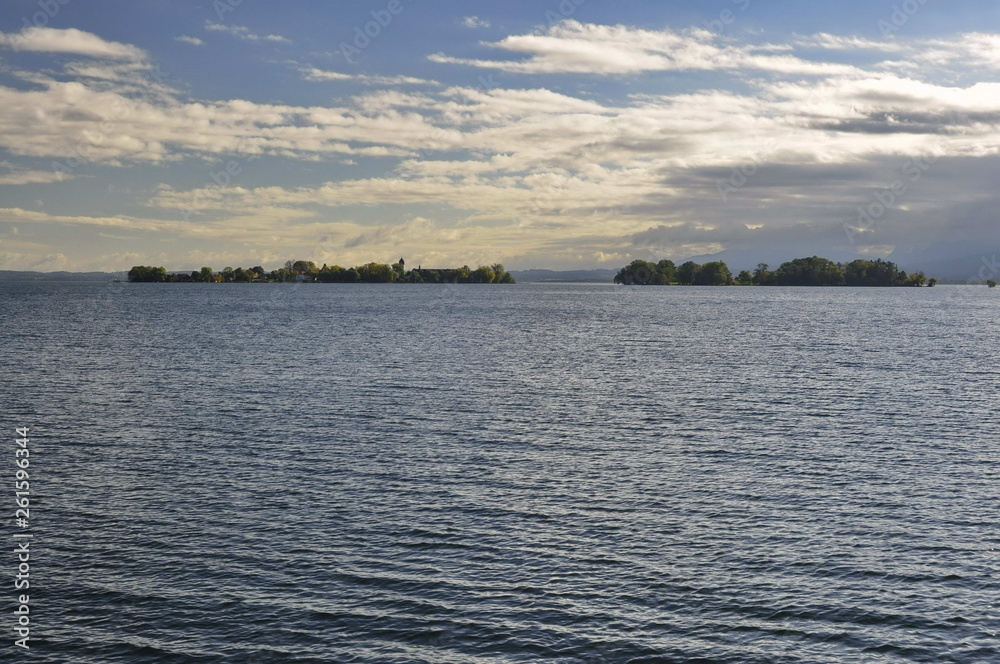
left=127, top=259, right=515, bottom=284
left=614, top=256, right=935, bottom=287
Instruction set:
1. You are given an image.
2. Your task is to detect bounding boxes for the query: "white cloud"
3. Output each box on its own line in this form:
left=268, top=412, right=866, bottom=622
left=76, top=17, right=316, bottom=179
left=429, top=20, right=858, bottom=76
left=204, top=22, right=290, bottom=43
left=462, top=16, right=491, bottom=29
left=8, top=24, right=1000, bottom=271
left=796, top=33, right=906, bottom=52
left=0, top=161, right=74, bottom=185
left=301, top=68, right=440, bottom=86
left=0, top=27, right=146, bottom=60
left=175, top=35, right=204, bottom=46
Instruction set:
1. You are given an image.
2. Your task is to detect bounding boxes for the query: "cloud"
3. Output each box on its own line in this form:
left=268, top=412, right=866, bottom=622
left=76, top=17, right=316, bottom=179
left=300, top=68, right=440, bottom=86
left=462, top=17, right=491, bottom=29
left=7, top=23, right=1000, bottom=271
left=0, top=161, right=74, bottom=185
left=204, top=22, right=290, bottom=43
left=0, top=27, right=146, bottom=60
left=429, top=20, right=858, bottom=76
left=795, top=33, right=906, bottom=52
left=175, top=35, right=204, bottom=46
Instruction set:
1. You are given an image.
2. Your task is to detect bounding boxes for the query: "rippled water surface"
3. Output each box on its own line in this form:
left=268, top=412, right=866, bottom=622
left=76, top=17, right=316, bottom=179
left=2, top=282, right=998, bottom=663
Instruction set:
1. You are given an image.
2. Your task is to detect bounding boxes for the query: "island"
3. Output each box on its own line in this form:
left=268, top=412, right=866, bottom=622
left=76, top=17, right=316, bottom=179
left=128, top=259, right=515, bottom=284
left=614, top=256, right=934, bottom=287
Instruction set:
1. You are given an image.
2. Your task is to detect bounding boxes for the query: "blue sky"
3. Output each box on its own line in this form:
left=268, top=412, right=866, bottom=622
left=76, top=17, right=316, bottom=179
left=2, top=0, right=1000, bottom=275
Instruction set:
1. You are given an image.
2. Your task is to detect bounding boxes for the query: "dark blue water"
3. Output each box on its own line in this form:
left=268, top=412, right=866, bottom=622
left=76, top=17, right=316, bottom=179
left=2, top=282, right=998, bottom=663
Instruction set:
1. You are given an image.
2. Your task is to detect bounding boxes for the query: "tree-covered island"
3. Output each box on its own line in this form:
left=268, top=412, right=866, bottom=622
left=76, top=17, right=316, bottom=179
left=128, top=258, right=515, bottom=284
left=614, top=256, right=934, bottom=287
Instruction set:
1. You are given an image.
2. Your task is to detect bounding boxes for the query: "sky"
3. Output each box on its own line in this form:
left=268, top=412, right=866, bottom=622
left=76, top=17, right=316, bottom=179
left=1, top=0, right=1000, bottom=275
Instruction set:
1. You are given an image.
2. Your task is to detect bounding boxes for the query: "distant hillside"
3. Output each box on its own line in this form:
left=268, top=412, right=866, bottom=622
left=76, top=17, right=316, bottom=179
left=510, top=269, right=616, bottom=283
left=0, top=270, right=120, bottom=282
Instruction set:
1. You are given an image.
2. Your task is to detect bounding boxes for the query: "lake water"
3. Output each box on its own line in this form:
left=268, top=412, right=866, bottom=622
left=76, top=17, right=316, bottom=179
left=2, top=282, right=998, bottom=663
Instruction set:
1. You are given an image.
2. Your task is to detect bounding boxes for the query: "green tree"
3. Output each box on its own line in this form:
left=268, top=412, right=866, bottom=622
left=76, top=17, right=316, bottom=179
left=736, top=270, right=753, bottom=285
left=772, top=256, right=844, bottom=286
left=290, top=260, right=317, bottom=275
left=127, top=265, right=168, bottom=282
left=491, top=263, right=515, bottom=283
left=752, top=263, right=773, bottom=285
left=988, top=280, right=997, bottom=288
left=655, top=259, right=677, bottom=284
left=614, top=259, right=655, bottom=285
left=693, top=261, right=733, bottom=285
left=472, top=265, right=496, bottom=283
left=841, top=258, right=904, bottom=286
left=677, top=261, right=700, bottom=285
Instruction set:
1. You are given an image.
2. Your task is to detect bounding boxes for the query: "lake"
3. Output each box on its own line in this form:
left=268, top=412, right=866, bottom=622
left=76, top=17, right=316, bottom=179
left=2, top=282, right=998, bottom=663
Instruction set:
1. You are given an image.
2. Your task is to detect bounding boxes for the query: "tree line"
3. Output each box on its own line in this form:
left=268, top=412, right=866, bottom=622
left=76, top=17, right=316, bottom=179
left=614, top=256, right=934, bottom=287
left=128, top=258, right=515, bottom=284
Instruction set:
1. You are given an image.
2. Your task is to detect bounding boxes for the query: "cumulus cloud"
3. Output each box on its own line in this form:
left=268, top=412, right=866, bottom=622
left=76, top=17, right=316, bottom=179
left=7, top=22, right=1000, bottom=271
left=0, top=27, right=146, bottom=60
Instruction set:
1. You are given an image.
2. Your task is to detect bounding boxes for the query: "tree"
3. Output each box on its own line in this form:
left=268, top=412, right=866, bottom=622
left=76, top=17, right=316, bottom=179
left=291, top=260, right=317, bottom=274
left=199, top=266, right=214, bottom=283
left=988, top=280, right=997, bottom=288
left=693, top=261, right=733, bottom=285
left=677, top=261, right=700, bottom=285
left=127, top=265, right=168, bottom=282
left=614, top=259, right=655, bottom=285
left=491, top=263, right=515, bottom=283
left=472, top=265, right=496, bottom=283
left=841, top=258, right=905, bottom=286
left=736, top=270, right=753, bottom=285
left=752, top=263, right=773, bottom=285
left=772, top=256, right=844, bottom=286
left=357, top=262, right=395, bottom=282
left=928, top=278, right=937, bottom=287
left=655, top=259, right=677, bottom=284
